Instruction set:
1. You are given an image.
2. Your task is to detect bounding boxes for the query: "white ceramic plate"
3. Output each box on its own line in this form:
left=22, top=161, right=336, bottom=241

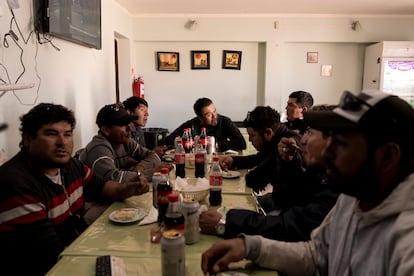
left=109, top=208, right=146, bottom=224
left=222, top=170, right=241, bottom=179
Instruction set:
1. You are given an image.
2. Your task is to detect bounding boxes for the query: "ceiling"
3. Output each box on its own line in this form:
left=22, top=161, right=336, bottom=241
left=114, top=0, right=414, bottom=16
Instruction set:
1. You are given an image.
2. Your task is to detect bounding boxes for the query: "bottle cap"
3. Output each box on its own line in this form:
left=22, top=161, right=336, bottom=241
left=160, top=168, right=169, bottom=174
left=168, top=193, right=179, bottom=202
left=213, top=156, right=220, bottom=162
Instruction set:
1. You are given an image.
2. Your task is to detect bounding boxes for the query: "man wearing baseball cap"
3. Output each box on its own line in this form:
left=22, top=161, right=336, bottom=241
left=201, top=90, right=414, bottom=275
left=80, top=103, right=161, bottom=223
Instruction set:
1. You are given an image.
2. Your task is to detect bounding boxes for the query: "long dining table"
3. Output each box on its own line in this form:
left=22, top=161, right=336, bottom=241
left=46, top=164, right=277, bottom=275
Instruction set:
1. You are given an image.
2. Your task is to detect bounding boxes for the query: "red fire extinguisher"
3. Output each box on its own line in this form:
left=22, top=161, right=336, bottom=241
left=132, top=76, right=145, bottom=98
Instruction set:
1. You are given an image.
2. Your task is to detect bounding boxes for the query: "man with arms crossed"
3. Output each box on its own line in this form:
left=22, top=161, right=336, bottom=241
left=0, top=103, right=148, bottom=275
left=202, top=90, right=414, bottom=275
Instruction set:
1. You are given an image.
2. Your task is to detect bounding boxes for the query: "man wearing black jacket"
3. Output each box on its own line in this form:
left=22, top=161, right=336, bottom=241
left=199, top=105, right=339, bottom=241
left=219, top=106, right=301, bottom=197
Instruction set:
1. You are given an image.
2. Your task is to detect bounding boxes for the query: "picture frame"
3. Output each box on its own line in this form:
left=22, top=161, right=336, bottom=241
left=156, top=52, right=180, bottom=71
left=222, top=50, right=242, bottom=70
left=307, top=52, right=318, bottom=63
left=191, top=50, right=210, bottom=70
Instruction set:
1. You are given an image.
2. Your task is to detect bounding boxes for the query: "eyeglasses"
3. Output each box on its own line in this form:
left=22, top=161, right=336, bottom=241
left=339, top=91, right=372, bottom=112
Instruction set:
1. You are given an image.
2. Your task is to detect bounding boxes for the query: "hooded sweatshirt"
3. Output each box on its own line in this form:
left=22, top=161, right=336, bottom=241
left=244, top=173, right=414, bottom=276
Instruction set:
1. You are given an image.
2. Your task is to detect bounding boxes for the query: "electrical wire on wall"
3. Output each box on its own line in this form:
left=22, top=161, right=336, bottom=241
left=0, top=6, right=42, bottom=105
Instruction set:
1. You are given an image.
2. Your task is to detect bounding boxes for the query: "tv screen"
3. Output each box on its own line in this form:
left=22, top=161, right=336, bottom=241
left=33, top=0, right=101, bottom=49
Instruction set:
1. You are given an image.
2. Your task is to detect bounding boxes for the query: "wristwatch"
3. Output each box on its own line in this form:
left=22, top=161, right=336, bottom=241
left=215, top=217, right=226, bottom=236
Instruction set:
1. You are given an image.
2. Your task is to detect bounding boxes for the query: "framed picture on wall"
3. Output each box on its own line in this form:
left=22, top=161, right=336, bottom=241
left=156, top=52, right=180, bottom=71
left=222, top=50, right=242, bottom=70
left=307, top=52, right=318, bottom=63
left=191, top=50, right=210, bottom=70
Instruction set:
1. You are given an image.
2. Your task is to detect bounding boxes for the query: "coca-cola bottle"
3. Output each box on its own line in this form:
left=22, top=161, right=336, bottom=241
left=209, top=156, right=223, bottom=206
left=157, top=168, right=172, bottom=223
left=188, top=128, right=194, bottom=152
left=199, top=127, right=208, bottom=149
left=182, top=128, right=192, bottom=153
left=194, top=139, right=207, bottom=178
left=163, top=193, right=185, bottom=233
left=175, top=139, right=186, bottom=178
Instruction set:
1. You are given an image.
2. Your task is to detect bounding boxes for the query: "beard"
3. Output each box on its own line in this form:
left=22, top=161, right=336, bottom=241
left=325, top=157, right=378, bottom=201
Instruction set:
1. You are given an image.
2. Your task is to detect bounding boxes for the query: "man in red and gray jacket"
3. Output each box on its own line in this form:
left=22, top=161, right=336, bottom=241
left=0, top=103, right=148, bottom=275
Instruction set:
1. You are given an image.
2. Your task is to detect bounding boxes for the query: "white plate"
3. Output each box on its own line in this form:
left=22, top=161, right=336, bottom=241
left=109, top=208, right=146, bottom=224
left=222, top=170, right=241, bottom=179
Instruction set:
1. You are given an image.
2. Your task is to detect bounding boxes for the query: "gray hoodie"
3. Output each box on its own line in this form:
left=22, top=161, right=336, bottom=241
left=80, top=132, right=160, bottom=182
left=244, top=173, right=414, bottom=276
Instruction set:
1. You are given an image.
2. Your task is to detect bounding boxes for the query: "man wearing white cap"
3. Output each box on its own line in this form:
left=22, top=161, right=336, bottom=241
left=201, top=90, right=414, bottom=275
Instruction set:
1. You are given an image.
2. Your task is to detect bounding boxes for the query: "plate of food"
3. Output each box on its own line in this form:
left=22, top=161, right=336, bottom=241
left=222, top=170, right=241, bottom=179
left=109, top=208, right=146, bottom=224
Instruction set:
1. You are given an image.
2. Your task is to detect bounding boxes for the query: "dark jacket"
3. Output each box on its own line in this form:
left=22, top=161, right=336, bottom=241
left=0, top=151, right=105, bottom=275
left=231, top=124, right=301, bottom=192
left=163, top=114, right=246, bottom=152
left=283, top=118, right=308, bottom=136
left=224, top=166, right=339, bottom=242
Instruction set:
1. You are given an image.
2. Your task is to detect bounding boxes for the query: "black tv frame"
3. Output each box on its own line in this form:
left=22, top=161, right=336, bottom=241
left=33, top=0, right=102, bottom=50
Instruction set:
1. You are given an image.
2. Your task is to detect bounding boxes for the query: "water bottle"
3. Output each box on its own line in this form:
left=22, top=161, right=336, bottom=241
left=175, top=139, right=186, bottom=178
left=194, top=139, right=206, bottom=178
left=209, top=156, right=223, bottom=206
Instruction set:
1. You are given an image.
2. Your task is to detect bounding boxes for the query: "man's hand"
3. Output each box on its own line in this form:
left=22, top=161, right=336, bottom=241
left=219, top=156, right=233, bottom=170
left=199, top=209, right=222, bottom=235
left=102, top=174, right=149, bottom=201
left=278, top=137, right=300, bottom=161
left=201, top=237, right=246, bottom=274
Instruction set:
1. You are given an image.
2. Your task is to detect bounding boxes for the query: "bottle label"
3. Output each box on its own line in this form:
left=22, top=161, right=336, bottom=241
left=199, top=137, right=208, bottom=146
left=209, top=175, right=223, bottom=187
left=195, top=153, right=205, bottom=164
left=175, top=153, right=185, bottom=164
left=158, top=191, right=171, bottom=204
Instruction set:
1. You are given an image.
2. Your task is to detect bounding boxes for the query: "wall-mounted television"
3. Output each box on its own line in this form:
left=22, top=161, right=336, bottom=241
left=33, top=0, right=101, bottom=49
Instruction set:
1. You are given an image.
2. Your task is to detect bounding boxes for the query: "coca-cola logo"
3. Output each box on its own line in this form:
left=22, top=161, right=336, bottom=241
left=195, top=154, right=205, bottom=163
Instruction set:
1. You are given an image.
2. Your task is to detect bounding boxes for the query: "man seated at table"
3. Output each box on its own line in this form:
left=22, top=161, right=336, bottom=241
left=0, top=103, right=149, bottom=275
left=79, top=103, right=163, bottom=222
left=201, top=90, right=414, bottom=275
left=199, top=105, right=339, bottom=241
left=163, top=97, right=246, bottom=152
left=123, top=96, right=167, bottom=157
left=80, top=102, right=161, bottom=182
left=219, top=105, right=302, bottom=212
left=283, top=90, right=314, bottom=135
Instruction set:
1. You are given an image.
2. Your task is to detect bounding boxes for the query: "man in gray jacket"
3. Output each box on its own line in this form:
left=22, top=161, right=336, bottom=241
left=80, top=103, right=161, bottom=182
left=201, top=90, right=414, bottom=275
left=80, top=103, right=161, bottom=223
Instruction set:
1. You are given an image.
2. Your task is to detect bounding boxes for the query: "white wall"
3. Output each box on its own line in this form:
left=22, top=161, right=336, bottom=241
left=131, top=16, right=414, bottom=132
left=0, top=0, right=132, bottom=160
left=1, top=1, right=413, bottom=161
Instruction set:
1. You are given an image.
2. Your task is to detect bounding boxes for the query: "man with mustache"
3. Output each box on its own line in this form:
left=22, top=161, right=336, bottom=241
left=79, top=103, right=161, bottom=222
left=201, top=90, right=414, bottom=275
left=0, top=103, right=149, bottom=275
left=163, top=97, right=246, bottom=152
left=199, top=105, right=339, bottom=241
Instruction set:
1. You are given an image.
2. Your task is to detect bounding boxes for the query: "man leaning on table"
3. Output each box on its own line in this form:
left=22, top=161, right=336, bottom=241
left=163, top=97, right=246, bottom=152
left=202, top=90, right=414, bottom=275
left=0, top=103, right=149, bottom=275
left=199, top=105, right=339, bottom=241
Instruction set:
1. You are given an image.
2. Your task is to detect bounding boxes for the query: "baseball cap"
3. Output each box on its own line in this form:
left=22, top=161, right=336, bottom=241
left=96, top=103, right=138, bottom=127
left=304, top=90, right=414, bottom=147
